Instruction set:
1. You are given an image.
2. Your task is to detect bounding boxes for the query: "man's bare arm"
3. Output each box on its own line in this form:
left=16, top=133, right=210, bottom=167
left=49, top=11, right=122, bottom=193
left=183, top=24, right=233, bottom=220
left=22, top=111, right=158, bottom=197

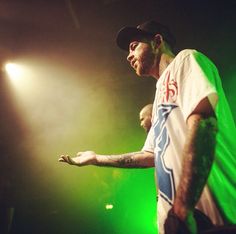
left=172, top=114, right=217, bottom=232
left=96, top=151, right=154, bottom=168
left=59, top=150, right=154, bottom=168
left=168, top=96, right=218, bottom=234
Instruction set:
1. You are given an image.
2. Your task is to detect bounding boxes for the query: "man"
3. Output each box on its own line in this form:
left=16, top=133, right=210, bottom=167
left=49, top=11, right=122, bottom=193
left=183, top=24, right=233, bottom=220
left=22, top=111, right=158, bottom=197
left=59, top=21, right=236, bottom=233
left=139, top=104, right=153, bottom=133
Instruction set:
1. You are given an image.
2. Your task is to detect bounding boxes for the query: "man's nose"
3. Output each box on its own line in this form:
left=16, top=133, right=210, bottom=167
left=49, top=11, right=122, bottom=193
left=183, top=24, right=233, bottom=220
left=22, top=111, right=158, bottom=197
left=127, top=52, right=133, bottom=62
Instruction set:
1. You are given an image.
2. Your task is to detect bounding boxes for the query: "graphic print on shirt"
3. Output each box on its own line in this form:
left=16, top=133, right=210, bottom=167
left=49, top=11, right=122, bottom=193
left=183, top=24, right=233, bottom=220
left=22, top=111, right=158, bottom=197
left=156, top=71, right=178, bottom=104
left=153, top=104, right=177, bottom=205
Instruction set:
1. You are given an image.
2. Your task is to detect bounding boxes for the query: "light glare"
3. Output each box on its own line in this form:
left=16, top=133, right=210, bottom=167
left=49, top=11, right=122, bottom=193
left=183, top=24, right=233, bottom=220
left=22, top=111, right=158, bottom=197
left=105, top=204, right=113, bottom=210
left=5, top=63, right=23, bottom=81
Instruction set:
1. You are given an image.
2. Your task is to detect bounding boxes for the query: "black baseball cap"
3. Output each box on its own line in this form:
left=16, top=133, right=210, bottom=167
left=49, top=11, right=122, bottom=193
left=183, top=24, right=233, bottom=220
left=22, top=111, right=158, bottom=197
left=116, top=20, right=176, bottom=51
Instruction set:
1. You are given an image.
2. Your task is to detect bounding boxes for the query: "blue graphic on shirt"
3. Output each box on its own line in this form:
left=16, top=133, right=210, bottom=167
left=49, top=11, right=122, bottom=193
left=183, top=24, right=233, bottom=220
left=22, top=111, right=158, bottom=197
left=153, top=104, right=177, bottom=205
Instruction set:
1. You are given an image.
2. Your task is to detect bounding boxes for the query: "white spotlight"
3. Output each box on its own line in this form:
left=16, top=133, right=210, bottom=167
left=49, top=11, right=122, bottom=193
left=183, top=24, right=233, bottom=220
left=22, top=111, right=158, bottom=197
left=5, top=63, right=23, bottom=81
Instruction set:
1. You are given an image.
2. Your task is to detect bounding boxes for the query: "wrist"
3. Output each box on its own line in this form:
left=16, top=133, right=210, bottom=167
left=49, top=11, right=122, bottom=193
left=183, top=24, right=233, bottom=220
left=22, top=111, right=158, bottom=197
left=173, top=203, right=193, bottom=221
left=168, top=207, right=196, bottom=234
left=92, top=153, right=98, bottom=165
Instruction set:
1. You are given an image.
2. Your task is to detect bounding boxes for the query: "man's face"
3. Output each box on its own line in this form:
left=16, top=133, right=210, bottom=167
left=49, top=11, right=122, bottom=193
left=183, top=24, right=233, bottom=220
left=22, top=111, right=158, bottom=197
left=127, top=40, right=156, bottom=77
left=139, top=110, right=152, bottom=133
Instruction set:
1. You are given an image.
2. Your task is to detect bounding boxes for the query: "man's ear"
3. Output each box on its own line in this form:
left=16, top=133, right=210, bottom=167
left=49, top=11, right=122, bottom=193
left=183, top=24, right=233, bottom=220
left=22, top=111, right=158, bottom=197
left=152, top=34, right=163, bottom=50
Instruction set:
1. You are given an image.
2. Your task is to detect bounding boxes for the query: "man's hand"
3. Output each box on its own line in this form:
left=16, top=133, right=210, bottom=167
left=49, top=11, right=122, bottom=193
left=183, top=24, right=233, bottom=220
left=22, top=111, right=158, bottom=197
left=58, top=151, right=97, bottom=166
left=164, top=208, right=197, bottom=234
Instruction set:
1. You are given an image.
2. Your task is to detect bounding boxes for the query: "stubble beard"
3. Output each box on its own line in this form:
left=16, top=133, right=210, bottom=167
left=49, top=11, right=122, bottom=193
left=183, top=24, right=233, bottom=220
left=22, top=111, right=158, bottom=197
left=137, top=51, right=156, bottom=77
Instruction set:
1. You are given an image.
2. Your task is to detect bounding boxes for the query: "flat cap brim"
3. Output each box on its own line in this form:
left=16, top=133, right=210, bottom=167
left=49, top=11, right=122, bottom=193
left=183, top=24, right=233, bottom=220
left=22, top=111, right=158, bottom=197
left=116, top=26, right=154, bottom=51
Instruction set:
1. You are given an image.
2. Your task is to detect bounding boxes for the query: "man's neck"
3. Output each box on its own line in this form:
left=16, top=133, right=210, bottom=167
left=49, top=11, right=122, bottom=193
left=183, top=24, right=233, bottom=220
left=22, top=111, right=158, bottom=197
left=153, top=52, right=175, bottom=79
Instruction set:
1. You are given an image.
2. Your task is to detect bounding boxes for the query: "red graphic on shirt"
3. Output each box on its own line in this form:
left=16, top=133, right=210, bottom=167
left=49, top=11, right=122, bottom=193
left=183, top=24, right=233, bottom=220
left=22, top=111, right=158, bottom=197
left=157, top=71, right=178, bottom=104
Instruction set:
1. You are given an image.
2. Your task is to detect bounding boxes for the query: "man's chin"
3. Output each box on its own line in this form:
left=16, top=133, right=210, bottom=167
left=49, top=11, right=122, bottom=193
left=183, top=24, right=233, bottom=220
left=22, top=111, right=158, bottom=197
left=136, top=70, right=149, bottom=77
left=144, top=128, right=149, bottom=133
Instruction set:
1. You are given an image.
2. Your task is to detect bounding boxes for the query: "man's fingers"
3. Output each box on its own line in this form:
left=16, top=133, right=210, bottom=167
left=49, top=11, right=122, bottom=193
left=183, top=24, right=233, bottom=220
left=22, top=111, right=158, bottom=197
left=58, top=157, right=65, bottom=162
left=58, top=155, right=67, bottom=162
left=58, top=155, right=75, bottom=165
left=67, top=156, right=76, bottom=165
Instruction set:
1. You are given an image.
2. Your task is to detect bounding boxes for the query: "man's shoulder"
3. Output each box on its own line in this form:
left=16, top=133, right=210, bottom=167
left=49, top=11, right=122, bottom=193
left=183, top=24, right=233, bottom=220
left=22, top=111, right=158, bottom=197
left=175, top=49, right=197, bottom=61
left=173, top=49, right=211, bottom=68
left=175, top=49, right=217, bottom=72
left=168, top=49, right=197, bottom=71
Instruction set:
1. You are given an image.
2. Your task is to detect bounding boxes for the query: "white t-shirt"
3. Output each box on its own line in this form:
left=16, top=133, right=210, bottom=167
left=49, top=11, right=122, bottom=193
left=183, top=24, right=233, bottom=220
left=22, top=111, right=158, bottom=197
left=143, top=49, right=236, bottom=234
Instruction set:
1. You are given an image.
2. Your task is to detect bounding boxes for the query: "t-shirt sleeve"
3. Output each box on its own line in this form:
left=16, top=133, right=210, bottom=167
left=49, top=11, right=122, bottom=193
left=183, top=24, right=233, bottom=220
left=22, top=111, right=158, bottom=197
left=142, top=126, right=155, bottom=152
left=176, top=50, right=218, bottom=121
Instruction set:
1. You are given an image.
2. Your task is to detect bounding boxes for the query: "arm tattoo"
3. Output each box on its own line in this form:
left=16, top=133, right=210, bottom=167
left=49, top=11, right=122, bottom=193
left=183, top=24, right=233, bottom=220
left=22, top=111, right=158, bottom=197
left=97, top=151, right=150, bottom=168
left=175, top=116, right=217, bottom=211
left=116, top=152, right=145, bottom=167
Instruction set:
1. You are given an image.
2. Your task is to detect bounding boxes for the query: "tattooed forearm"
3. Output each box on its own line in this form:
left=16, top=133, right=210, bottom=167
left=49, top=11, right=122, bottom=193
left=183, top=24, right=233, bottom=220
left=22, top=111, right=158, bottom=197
left=174, top=115, right=217, bottom=217
left=116, top=152, right=145, bottom=167
left=96, top=151, right=154, bottom=168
